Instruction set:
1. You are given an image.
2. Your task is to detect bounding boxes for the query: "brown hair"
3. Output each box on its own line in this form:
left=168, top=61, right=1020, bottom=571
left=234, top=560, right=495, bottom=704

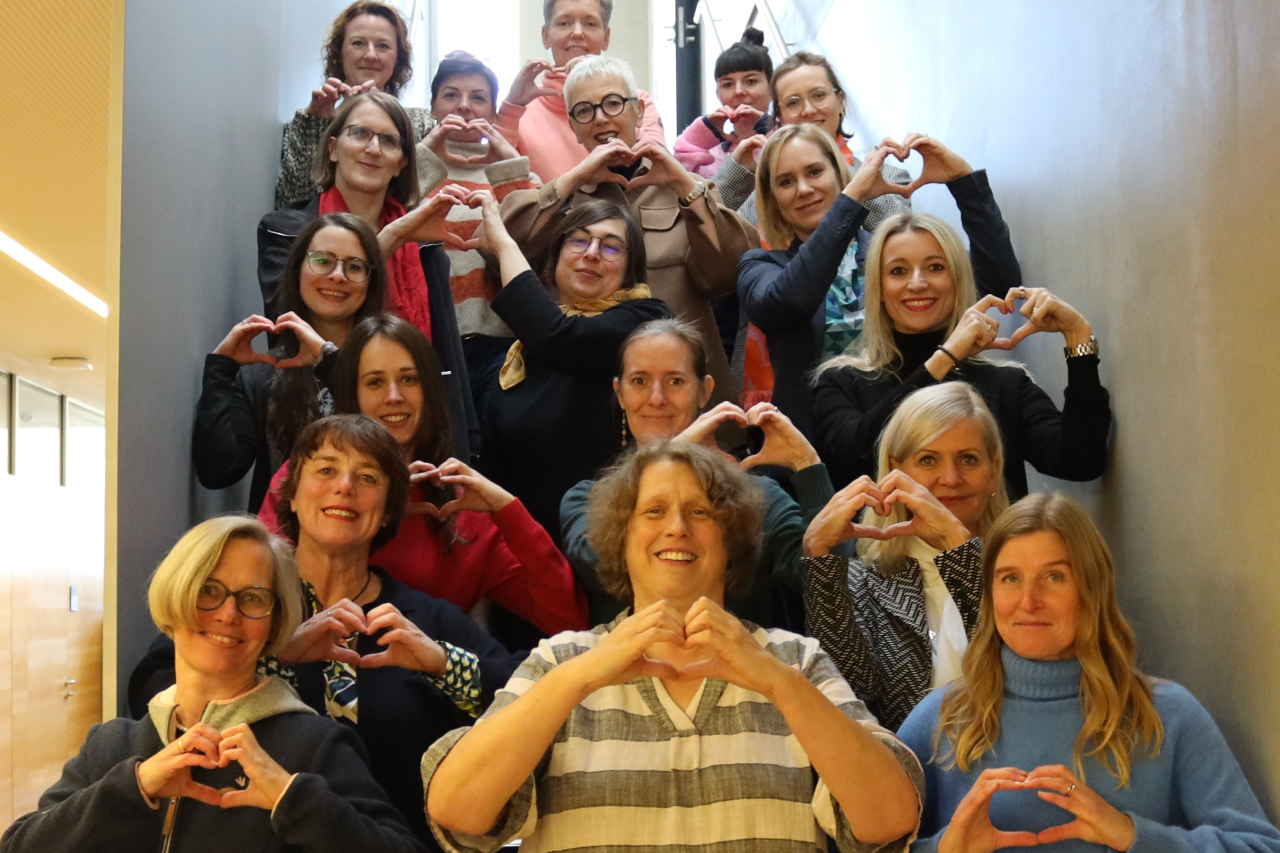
left=321, top=2, right=413, bottom=97
left=771, top=51, right=851, bottom=136
left=616, top=317, right=710, bottom=380
left=586, top=441, right=764, bottom=604
left=754, top=123, right=852, bottom=248
left=538, top=200, right=648, bottom=294
left=312, top=91, right=420, bottom=207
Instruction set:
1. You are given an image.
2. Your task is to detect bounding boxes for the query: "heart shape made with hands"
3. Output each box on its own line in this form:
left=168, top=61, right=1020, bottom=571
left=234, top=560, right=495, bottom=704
left=879, top=140, right=925, bottom=189
left=440, top=118, right=492, bottom=145
left=640, top=615, right=718, bottom=676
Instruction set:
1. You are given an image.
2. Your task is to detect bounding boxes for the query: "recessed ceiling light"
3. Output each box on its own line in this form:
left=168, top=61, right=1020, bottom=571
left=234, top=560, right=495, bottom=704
left=0, top=230, right=108, bottom=318
left=49, top=357, right=93, bottom=370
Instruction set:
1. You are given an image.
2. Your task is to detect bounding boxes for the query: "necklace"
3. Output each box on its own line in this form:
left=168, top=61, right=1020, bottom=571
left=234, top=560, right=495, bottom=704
left=349, top=571, right=373, bottom=605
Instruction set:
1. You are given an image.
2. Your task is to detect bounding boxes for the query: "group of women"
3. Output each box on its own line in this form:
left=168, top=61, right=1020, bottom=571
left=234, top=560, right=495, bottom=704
left=6, top=1, right=1278, bottom=852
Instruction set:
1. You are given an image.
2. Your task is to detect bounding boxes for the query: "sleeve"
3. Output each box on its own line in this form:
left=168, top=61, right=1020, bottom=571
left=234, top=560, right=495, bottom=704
left=813, top=365, right=939, bottom=488
left=270, top=723, right=426, bottom=853
left=191, top=355, right=265, bottom=490
left=471, top=500, right=589, bottom=636
left=485, top=157, right=536, bottom=200
left=860, top=160, right=914, bottom=233
left=490, top=270, right=671, bottom=376
left=682, top=183, right=761, bottom=299
left=0, top=724, right=163, bottom=852
left=494, top=100, right=527, bottom=156
left=712, top=153, right=757, bottom=214
left=558, top=480, right=603, bottom=594
left=416, top=143, right=450, bottom=198
left=275, top=111, right=328, bottom=209
left=256, top=462, right=291, bottom=536
left=257, top=210, right=307, bottom=318
left=895, top=691, right=948, bottom=851
left=499, top=183, right=570, bottom=266
left=803, top=555, right=882, bottom=711
left=637, top=89, right=667, bottom=147
left=421, top=597, right=522, bottom=710
left=673, top=116, right=721, bottom=170
left=427, top=642, right=486, bottom=718
left=737, top=193, right=867, bottom=331
left=934, top=539, right=984, bottom=633
left=803, top=642, right=925, bottom=853
left=946, top=170, right=1021, bottom=300
left=1011, top=356, right=1111, bottom=481
left=757, top=467, right=833, bottom=597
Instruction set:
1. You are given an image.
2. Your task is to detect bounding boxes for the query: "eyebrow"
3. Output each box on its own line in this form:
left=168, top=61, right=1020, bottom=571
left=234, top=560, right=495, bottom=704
left=885, top=254, right=948, bottom=264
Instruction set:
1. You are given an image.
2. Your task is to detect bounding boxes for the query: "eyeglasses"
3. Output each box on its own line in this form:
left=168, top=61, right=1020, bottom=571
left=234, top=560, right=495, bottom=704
left=569, top=94, right=638, bottom=125
left=196, top=578, right=278, bottom=620
left=343, top=124, right=402, bottom=152
left=306, top=250, right=372, bottom=282
left=563, top=231, right=626, bottom=261
left=778, top=87, right=838, bottom=116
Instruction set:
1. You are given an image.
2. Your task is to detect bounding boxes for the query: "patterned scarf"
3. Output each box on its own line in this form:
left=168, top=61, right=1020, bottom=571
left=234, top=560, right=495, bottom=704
left=821, top=240, right=866, bottom=359
left=498, top=283, right=653, bottom=389
left=301, top=578, right=361, bottom=723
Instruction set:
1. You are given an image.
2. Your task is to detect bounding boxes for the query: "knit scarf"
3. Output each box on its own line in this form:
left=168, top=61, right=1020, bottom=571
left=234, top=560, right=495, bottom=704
left=498, top=283, right=653, bottom=390
left=318, top=186, right=432, bottom=341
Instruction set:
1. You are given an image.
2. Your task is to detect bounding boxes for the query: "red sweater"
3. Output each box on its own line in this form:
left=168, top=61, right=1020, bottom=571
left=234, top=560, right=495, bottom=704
left=259, top=463, right=588, bottom=636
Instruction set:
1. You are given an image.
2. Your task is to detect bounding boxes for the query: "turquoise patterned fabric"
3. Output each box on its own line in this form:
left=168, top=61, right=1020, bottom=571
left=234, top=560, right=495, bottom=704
left=821, top=240, right=866, bottom=359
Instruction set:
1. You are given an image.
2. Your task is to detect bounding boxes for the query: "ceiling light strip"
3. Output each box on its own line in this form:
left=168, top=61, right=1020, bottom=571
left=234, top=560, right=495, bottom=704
left=0, top=230, right=109, bottom=318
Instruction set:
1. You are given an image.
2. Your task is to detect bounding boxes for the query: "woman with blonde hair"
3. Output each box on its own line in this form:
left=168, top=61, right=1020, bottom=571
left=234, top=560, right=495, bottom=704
left=898, top=492, right=1280, bottom=852
left=4, top=515, right=422, bottom=853
left=812, top=207, right=1110, bottom=496
left=803, top=382, right=1007, bottom=730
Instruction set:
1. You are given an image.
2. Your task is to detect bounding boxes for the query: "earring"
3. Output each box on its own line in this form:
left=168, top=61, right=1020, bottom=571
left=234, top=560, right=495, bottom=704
left=620, top=412, right=629, bottom=449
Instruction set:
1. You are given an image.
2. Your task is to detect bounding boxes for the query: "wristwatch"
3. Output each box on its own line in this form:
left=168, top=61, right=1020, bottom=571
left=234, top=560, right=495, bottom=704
left=1064, top=335, right=1099, bottom=359
left=678, top=180, right=709, bottom=208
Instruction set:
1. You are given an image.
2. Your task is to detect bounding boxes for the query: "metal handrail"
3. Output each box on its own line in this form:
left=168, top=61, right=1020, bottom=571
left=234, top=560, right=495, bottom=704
left=693, top=0, right=793, bottom=56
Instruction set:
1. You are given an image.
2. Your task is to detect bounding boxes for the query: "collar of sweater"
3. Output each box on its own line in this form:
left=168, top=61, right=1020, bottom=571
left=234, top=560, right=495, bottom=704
left=893, top=328, right=948, bottom=373
left=1001, top=645, right=1082, bottom=701
left=147, top=675, right=316, bottom=745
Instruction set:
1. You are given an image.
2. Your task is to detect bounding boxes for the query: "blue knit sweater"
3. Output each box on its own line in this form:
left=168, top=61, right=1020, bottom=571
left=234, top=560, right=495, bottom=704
left=898, top=646, right=1280, bottom=852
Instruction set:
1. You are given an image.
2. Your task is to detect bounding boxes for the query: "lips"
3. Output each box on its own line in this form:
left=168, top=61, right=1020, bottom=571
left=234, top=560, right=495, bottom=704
left=322, top=506, right=358, bottom=520
left=317, top=288, right=350, bottom=299
left=900, top=297, right=938, bottom=312
left=200, top=631, right=242, bottom=646
left=380, top=413, right=412, bottom=428
left=656, top=550, right=696, bottom=563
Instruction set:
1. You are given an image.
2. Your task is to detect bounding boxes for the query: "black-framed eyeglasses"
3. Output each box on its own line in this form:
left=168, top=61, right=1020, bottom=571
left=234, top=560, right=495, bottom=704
left=196, top=578, right=278, bottom=620
left=343, top=124, right=402, bottom=152
left=569, top=94, right=638, bottom=125
left=306, top=250, right=371, bottom=282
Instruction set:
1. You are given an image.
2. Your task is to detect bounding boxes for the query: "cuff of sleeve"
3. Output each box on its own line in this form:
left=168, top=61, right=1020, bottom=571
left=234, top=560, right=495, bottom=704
left=134, top=761, right=161, bottom=810
left=498, top=100, right=527, bottom=121
left=945, top=168, right=990, bottom=201
left=485, top=156, right=532, bottom=187
left=791, top=464, right=835, bottom=512
left=291, top=110, right=328, bottom=134
left=416, top=144, right=449, bottom=194
left=1126, top=812, right=1174, bottom=853
left=270, top=773, right=300, bottom=820
left=536, top=180, right=564, bottom=211
left=204, top=352, right=242, bottom=378
left=715, top=155, right=755, bottom=196
left=1065, top=351, right=1102, bottom=378
left=683, top=117, right=723, bottom=149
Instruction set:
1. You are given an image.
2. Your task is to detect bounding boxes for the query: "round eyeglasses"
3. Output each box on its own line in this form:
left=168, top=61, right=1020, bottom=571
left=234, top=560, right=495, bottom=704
left=196, top=578, right=278, bottom=620
left=569, top=94, right=639, bottom=125
left=306, top=250, right=371, bottom=282
left=563, top=231, right=626, bottom=261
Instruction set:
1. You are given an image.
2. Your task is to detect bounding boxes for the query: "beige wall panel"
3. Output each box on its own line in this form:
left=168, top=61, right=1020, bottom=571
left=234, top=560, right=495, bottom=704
left=0, top=482, right=12, bottom=827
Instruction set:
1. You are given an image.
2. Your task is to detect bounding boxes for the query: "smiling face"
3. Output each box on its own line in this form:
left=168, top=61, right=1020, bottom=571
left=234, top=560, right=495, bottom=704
left=356, top=335, right=423, bottom=453
left=567, top=73, right=641, bottom=151
left=431, top=72, right=496, bottom=126
left=774, top=63, right=845, bottom=138
left=299, top=226, right=370, bottom=325
left=172, top=537, right=275, bottom=686
left=542, top=0, right=610, bottom=66
left=890, top=418, right=998, bottom=533
left=291, top=440, right=389, bottom=556
left=554, top=217, right=629, bottom=304
left=880, top=228, right=958, bottom=334
left=329, top=101, right=408, bottom=197
left=772, top=137, right=842, bottom=241
left=341, top=13, right=399, bottom=90
left=717, top=69, right=770, bottom=112
left=625, top=460, right=727, bottom=610
left=615, top=334, right=713, bottom=444
left=992, top=530, right=1081, bottom=661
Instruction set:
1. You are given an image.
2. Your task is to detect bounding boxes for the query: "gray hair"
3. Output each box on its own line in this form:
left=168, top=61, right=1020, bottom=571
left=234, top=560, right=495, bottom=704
left=564, top=55, right=638, bottom=109
left=543, top=0, right=613, bottom=27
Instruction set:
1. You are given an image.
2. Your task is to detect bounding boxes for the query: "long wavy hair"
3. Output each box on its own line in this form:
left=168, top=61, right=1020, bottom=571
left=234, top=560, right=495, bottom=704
left=321, top=2, right=413, bottom=97
left=935, top=492, right=1164, bottom=785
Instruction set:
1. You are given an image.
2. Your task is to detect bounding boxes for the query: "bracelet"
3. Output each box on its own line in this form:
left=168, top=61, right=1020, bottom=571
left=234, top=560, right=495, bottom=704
left=678, top=180, right=708, bottom=208
left=1063, top=335, right=1099, bottom=359
left=936, top=345, right=961, bottom=369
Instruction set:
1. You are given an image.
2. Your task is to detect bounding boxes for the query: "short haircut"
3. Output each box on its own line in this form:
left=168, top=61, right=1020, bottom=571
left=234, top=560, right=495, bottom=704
left=563, top=55, right=638, bottom=109
left=771, top=50, right=850, bottom=136
left=714, top=27, right=773, bottom=80
left=543, top=0, right=613, bottom=27
left=754, top=123, right=852, bottom=248
left=538, top=200, right=648, bottom=293
left=616, top=317, right=711, bottom=381
left=321, top=2, right=413, bottom=97
left=312, top=91, right=420, bottom=207
left=586, top=441, right=764, bottom=605
left=431, top=50, right=501, bottom=106
left=148, top=515, right=302, bottom=658
left=275, top=414, right=409, bottom=554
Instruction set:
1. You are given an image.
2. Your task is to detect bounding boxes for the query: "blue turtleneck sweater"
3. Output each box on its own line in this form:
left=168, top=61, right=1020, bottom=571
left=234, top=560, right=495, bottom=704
left=898, top=646, right=1280, bottom=851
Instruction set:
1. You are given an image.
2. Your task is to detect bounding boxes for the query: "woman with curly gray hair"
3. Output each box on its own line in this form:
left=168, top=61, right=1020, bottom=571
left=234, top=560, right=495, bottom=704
left=423, top=441, right=925, bottom=853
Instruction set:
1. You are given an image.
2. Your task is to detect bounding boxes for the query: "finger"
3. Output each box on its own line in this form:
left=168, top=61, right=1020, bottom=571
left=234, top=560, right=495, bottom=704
left=996, top=830, right=1046, bottom=848
left=182, top=781, right=225, bottom=807
left=326, top=644, right=363, bottom=666
left=433, top=499, right=464, bottom=518
left=972, top=293, right=1010, bottom=314
left=631, top=657, right=681, bottom=681
left=1036, top=790, right=1086, bottom=817
left=1006, top=324, right=1038, bottom=347
left=363, top=611, right=405, bottom=635
left=847, top=522, right=897, bottom=540
left=218, top=789, right=256, bottom=809
left=357, top=650, right=400, bottom=669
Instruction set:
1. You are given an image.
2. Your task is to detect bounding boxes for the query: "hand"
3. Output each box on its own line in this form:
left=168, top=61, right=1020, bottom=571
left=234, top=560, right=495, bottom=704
left=425, top=114, right=486, bottom=167
left=937, top=768, right=1041, bottom=853
left=896, top=133, right=974, bottom=195
left=877, top=470, right=973, bottom=551
left=459, top=188, right=515, bottom=254
left=741, top=403, right=820, bottom=471
left=678, top=597, right=786, bottom=695
left=731, top=134, right=767, bottom=172
left=558, top=138, right=637, bottom=196
left=428, top=457, right=516, bottom=517
left=507, top=58, right=559, bottom=106
left=802, top=476, right=894, bottom=557
left=137, top=722, right=224, bottom=805
left=271, top=311, right=325, bottom=369
left=843, top=145, right=910, bottom=204
left=466, top=119, right=520, bottom=163
left=406, top=460, right=444, bottom=517
left=381, top=191, right=467, bottom=256
left=1003, top=287, right=1093, bottom=349
left=727, top=105, right=764, bottom=141
left=626, top=140, right=698, bottom=196
left=304, top=77, right=349, bottom=120
left=941, top=293, right=1016, bottom=361
left=275, top=599, right=367, bottom=666
left=216, top=723, right=294, bottom=810
left=212, top=316, right=278, bottom=367
left=1024, top=765, right=1136, bottom=851
left=359, top=602, right=448, bottom=673
left=568, top=600, right=686, bottom=697
left=674, top=402, right=748, bottom=450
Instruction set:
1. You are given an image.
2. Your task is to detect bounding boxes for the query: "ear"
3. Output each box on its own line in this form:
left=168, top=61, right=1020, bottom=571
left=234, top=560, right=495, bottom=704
left=697, top=376, right=715, bottom=409
left=601, top=27, right=611, bottom=52
left=887, top=458, right=901, bottom=473
left=328, top=135, right=339, bottom=163
left=392, top=153, right=408, bottom=178
left=613, top=377, right=623, bottom=406
left=541, top=25, right=552, bottom=51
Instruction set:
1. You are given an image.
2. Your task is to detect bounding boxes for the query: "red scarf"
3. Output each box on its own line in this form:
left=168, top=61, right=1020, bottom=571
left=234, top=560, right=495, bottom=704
left=319, top=187, right=432, bottom=341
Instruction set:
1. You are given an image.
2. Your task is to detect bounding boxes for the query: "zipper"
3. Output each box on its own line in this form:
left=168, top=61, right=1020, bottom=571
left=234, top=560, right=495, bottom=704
left=160, top=797, right=179, bottom=853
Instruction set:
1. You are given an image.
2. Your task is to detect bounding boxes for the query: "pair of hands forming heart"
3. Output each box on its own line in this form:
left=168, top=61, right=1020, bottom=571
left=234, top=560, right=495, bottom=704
left=935, top=287, right=1093, bottom=370
left=674, top=401, right=820, bottom=473
left=803, top=471, right=973, bottom=557
left=558, top=137, right=700, bottom=200
left=406, top=457, right=515, bottom=519
left=213, top=312, right=327, bottom=370
left=707, top=104, right=765, bottom=143
left=505, top=56, right=587, bottom=106
left=305, top=77, right=377, bottom=120
left=137, top=721, right=292, bottom=810
left=424, top=114, right=519, bottom=166
left=279, top=596, right=448, bottom=675
left=940, top=765, right=1136, bottom=852
left=840, top=133, right=975, bottom=204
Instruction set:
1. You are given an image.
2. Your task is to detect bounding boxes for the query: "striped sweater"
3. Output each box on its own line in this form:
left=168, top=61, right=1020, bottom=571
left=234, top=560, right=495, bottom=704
left=422, top=618, right=924, bottom=853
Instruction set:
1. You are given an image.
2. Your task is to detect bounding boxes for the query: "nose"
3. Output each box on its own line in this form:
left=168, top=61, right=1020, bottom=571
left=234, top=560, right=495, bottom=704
left=328, top=261, right=347, bottom=281
left=1020, top=581, right=1044, bottom=612
left=661, top=509, right=691, bottom=538
left=796, top=175, right=813, bottom=195
left=570, top=20, right=585, bottom=35
left=647, top=382, right=667, bottom=408
left=907, top=266, right=929, bottom=290
left=334, top=470, right=356, bottom=495
left=212, top=594, right=241, bottom=623
left=935, top=458, right=963, bottom=486
left=385, top=379, right=404, bottom=403
left=581, top=237, right=603, bottom=259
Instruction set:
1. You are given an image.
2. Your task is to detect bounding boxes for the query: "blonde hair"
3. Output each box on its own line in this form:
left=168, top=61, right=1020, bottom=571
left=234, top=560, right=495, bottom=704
left=817, top=212, right=977, bottom=377
left=857, top=382, right=1007, bottom=572
left=148, top=515, right=302, bottom=658
left=754, top=123, right=852, bottom=249
left=935, top=492, right=1164, bottom=785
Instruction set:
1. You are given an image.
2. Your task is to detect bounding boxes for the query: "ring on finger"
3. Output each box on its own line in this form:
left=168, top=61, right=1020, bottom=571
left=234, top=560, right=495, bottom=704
left=1065, top=782, right=1076, bottom=796
left=176, top=737, right=187, bottom=753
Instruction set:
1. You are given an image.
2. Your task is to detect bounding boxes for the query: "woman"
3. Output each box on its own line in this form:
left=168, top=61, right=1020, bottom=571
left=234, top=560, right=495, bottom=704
left=259, top=91, right=476, bottom=460
left=424, top=441, right=924, bottom=853
left=813, top=214, right=1109, bottom=497
left=898, top=492, right=1280, bottom=852
left=194, top=213, right=384, bottom=512
left=561, top=317, right=836, bottom=630
left=803, top=382, right=1008, bottom=731
left=471, top=188, right=670, bottom=547
left=257, top=314, right=587, bottom=638
left=673, top=27, right=774, bottom=179
left=4, top=515, right=422, bottom=852
left=275, top=1, right=430, bottom=208
left=739, top=126, right=1022, bottom=440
